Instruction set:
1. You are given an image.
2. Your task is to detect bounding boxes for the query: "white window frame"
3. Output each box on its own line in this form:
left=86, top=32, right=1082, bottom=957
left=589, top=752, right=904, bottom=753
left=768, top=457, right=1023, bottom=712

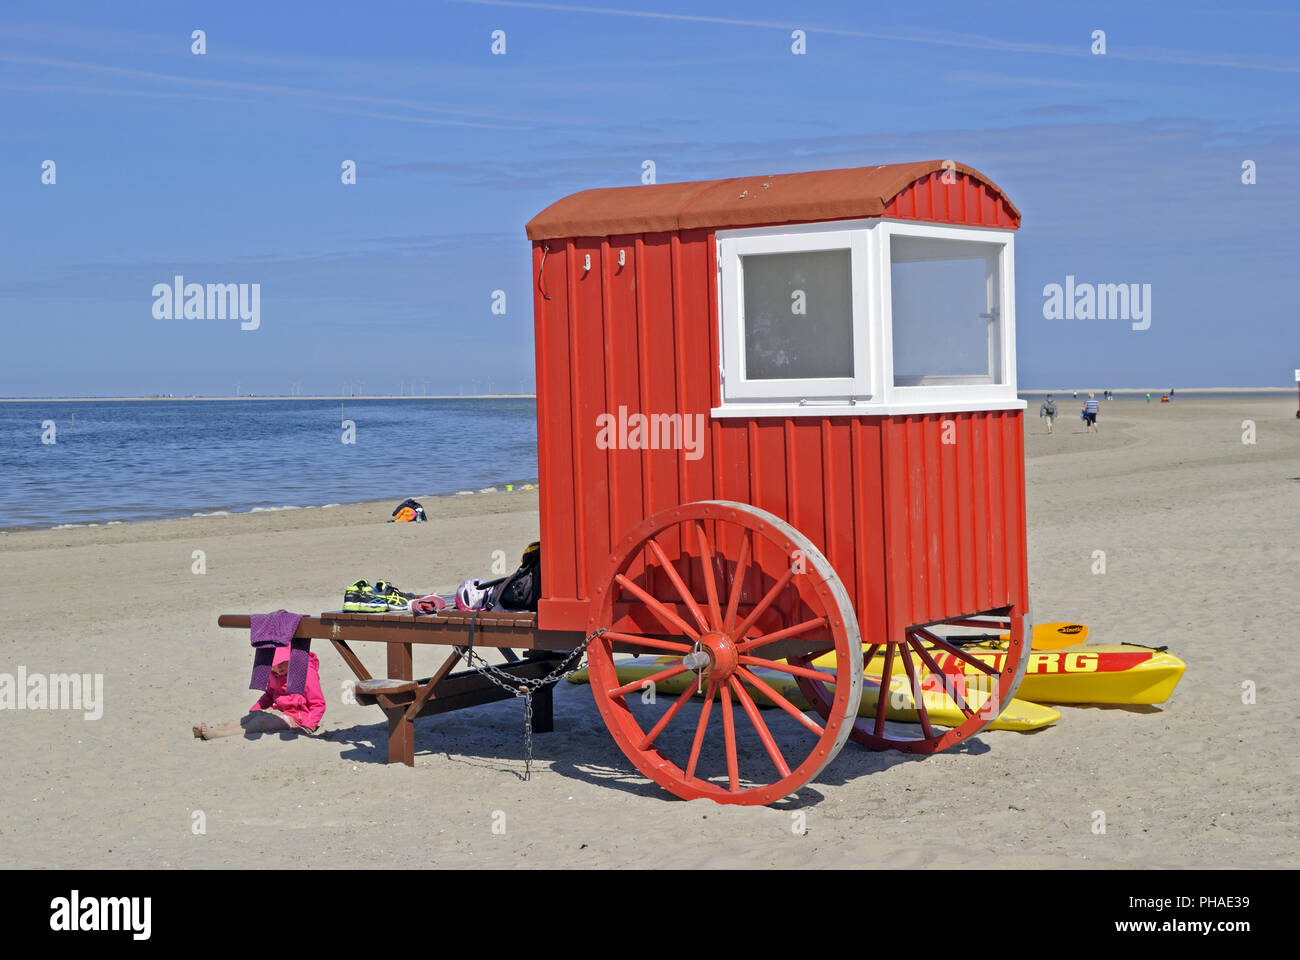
left=714, top=218, right=1023, bottom=418
left=718, top=224, right=873, bottom=404
left=880, top=220, right=1018, bottom=412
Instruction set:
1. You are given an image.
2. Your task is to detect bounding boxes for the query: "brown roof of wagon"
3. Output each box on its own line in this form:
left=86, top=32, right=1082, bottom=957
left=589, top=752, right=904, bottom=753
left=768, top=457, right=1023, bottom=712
left=525, top=160, right=1019, bottom=240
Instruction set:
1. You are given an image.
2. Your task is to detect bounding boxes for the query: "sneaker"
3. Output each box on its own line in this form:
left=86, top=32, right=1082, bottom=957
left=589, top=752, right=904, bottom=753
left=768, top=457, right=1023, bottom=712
left=411, top=594, right=448, bottom=616
left=372, top=580, right=418, bottom=612
left=342, top=580, right=387, bottom=613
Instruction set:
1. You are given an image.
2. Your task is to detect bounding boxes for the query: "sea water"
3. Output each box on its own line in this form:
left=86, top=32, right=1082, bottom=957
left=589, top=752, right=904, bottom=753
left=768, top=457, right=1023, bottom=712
left=0, top=398, right=538, bottom=530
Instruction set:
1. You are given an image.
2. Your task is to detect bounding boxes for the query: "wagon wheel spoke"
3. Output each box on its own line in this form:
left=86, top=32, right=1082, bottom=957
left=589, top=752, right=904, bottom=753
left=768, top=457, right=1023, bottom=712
left=734, top=666, right=824, bottom=737
left=613, top=573, right=701, bottom=641
left=607, top=663, right=688, bottom=700
left=736, top=616, right=828, bottom=654
left=730, top=677, right=791, bottom=778
left=913, top=627, right=1000, bottom=676
left=719, top=682, right=740, bottom=791
left=646, top=537, right=710, bottom=635
left=872, top=643, right=898, bottom=739
left=722, top=531, right=750, bottom=634
left=907, top=635, right=973, bottom=718
left=684, top=680, right=717, bottom=779
left=637, top=678, right=701, bottom=751
left=712, top=547, right=730, bottom=628
left=731, top=566, right=795, bottom=640
left=693, top=522, right=724, bottom=631
left=855, top=643, right=881, bottom=691
left=599, top=631, right=692, bottom=655
left=898, top=637, right=934, bottom=740
left=738, top=655, right=835, bottom=684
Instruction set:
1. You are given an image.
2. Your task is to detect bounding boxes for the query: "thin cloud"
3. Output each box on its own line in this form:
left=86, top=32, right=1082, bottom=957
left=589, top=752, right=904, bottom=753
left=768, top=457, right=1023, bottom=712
left=946, top=70, right=1113, bottom=90
left=0, top=82, right=259, bottom=104
left=1019, top=104, right=1105, bottom=118
left=450, top=0, right=1084, bottom=53
left=0, top=51, right=672, bottom=136
left=453, top=0, right=1300, bottom=74
left=0, top=53, right=566, bottom=127
left=0, top=18, right=763, bottom=91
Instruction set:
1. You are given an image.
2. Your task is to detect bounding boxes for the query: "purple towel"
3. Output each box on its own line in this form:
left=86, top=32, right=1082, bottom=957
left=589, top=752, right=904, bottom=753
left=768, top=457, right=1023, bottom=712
left=249, top=610, right=308, bottom=694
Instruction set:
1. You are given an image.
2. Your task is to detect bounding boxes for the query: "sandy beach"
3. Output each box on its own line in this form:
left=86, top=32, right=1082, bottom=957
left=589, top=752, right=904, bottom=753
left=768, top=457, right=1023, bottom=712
left=1, top=395, right=1296, bottom=868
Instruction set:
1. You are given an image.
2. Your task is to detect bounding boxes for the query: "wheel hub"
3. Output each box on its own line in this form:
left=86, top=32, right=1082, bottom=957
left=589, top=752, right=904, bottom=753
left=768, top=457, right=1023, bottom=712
left=686, top=631, right=739, bottom=680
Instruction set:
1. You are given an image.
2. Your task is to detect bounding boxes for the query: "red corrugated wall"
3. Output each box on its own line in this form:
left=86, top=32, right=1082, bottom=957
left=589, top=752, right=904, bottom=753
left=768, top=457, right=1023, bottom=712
left=531, top=171, right=1026, bottom=640
left=878, top=412, right=1027, bottom=636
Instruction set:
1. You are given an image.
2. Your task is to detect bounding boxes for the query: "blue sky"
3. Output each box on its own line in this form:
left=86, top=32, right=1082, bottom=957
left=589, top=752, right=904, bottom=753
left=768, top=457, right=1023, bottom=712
left=1, top=0, right=1297, bottom=396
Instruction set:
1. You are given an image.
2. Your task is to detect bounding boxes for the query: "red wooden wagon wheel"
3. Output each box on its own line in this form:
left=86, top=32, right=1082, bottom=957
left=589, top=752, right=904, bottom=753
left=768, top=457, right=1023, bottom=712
left=789, top=608, right=1030, bottom=753
left=587, top=501, right=863, bottom=805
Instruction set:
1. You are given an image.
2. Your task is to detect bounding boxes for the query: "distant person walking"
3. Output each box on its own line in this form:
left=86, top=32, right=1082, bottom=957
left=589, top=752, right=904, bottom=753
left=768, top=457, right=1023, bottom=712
left=1083, top=393, right=1100, bottom=433
left=1040, top=394, right=1058, bottom=434
left=1146, top=392, right=1151, bottom=403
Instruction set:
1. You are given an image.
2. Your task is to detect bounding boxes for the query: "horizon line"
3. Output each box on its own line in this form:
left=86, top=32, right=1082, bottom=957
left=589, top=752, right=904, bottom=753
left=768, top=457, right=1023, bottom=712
left=1, top=387, right=1294, bottom=402
left=0, top=394, right=538, bottom=402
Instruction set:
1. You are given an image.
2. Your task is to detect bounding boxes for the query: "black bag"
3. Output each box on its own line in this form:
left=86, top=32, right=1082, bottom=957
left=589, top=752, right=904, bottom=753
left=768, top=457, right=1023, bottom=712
left=388, top=498, right=427, bottom=522
left=485, top=542, right=541, bottom=611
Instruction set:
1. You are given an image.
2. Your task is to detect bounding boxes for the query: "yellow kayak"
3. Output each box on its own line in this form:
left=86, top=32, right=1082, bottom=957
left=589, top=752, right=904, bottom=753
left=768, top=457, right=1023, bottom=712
left=814, top=643, right=1185, bottom=705
left=567, top=656, right=1059, bottom=732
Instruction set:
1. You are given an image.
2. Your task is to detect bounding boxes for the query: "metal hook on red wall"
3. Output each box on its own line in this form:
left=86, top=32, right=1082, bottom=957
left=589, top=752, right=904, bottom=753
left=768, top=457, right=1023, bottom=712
left=538, top=244, right=552, bottom=300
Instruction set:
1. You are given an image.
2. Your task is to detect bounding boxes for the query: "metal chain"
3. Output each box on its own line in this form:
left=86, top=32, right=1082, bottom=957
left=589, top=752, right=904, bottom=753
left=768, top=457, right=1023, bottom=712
left=463, top=627, right=605, bottom=780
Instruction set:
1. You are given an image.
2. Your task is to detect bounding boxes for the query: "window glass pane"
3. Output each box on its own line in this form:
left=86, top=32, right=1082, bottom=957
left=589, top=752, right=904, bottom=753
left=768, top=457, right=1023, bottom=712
left=742, top=249, right=853, bottom=380
left=891, top=236, right=1002, bottom=385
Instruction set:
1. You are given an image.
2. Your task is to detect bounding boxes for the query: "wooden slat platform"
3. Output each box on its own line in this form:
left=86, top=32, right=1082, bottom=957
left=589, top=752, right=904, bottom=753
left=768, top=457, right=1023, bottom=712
left=217, top=609, right=583, bottom=651
left=219, top=608, right=580, bottom=766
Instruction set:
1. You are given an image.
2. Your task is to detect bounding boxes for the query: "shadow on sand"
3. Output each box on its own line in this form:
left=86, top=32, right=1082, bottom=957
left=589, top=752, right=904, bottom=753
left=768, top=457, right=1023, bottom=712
left=314, top=688, right=1012, bottom=806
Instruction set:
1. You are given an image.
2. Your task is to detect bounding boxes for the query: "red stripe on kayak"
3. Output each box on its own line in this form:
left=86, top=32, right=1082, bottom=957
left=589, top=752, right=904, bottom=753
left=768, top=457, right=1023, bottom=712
left=920, top=649, right=1155, bottom=675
